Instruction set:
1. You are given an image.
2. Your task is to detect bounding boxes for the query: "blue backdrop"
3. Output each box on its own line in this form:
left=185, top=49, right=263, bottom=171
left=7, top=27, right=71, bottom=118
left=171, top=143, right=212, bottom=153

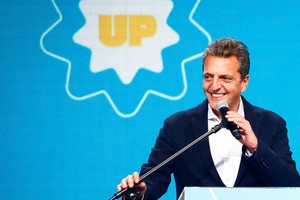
left=1, top=0, right=299, bottom=200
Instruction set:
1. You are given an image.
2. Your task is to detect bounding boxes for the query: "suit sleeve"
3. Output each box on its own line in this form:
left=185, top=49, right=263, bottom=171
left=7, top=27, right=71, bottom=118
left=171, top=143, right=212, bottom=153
left=243, top=114, right=300, bottom=186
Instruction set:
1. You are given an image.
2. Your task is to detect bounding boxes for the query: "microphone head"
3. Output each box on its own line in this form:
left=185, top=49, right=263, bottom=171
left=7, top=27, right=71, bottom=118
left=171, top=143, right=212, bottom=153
left=216, top=100, right=229, bottom=112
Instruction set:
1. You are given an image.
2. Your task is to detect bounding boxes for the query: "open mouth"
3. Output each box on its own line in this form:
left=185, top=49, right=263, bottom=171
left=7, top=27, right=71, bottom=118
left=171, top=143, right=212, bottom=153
left=211, top=93, right=225, bottom=98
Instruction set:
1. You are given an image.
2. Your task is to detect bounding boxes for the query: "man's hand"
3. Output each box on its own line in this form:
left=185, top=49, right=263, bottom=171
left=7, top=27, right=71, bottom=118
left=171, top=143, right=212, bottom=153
left=226, top=111, right=258, bottom=153
left=117, top=172, right=147, bottom=198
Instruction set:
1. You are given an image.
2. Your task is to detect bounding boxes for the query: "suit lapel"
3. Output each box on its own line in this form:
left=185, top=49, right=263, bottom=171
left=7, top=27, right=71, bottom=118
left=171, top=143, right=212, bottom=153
left=191, top=101, right=224, bottom=185
left=234, top=97, right=261, bottom=186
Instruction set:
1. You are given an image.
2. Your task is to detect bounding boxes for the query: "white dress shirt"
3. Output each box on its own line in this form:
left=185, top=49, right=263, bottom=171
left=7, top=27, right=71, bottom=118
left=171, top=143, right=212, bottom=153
left=208, top=100, right=244, bottom=187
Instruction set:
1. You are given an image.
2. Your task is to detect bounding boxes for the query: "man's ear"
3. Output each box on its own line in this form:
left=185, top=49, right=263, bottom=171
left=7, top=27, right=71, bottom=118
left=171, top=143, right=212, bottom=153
left=241, top=75, right=250, bottom=92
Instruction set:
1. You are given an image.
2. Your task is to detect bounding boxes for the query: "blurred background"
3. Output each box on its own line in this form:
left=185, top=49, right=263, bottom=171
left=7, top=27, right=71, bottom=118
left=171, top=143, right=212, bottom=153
left=1, top=0, right=299, bottom=199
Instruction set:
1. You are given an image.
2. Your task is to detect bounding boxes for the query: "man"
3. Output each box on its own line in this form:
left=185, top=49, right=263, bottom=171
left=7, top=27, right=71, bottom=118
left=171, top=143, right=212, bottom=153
left=117, top=38, right=300, bottom=199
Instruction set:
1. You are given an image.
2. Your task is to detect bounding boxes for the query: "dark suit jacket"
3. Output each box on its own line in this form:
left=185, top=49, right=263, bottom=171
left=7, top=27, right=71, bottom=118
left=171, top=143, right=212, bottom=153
left=140, top=97, right=300, bottom=199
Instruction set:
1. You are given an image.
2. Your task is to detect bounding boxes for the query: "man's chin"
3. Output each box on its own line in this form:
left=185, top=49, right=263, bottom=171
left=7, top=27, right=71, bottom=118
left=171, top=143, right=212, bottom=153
left=210, top=96, right=227, bottom=103
left=207, top=97, right=227, bottom=108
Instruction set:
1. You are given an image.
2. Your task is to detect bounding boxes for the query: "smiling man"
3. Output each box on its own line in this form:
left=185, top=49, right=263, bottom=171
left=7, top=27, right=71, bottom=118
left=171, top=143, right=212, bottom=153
left=116, top=38, right=300, bottom=200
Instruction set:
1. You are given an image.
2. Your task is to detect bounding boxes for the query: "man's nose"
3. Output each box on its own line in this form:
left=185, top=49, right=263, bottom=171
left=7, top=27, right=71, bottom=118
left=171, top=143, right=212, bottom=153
left=211, top=77, right=221, bottom=90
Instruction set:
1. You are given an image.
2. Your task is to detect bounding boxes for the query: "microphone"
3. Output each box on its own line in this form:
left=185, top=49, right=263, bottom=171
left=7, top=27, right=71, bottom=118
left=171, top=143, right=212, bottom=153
left=216, top=101, right=242, bottom=140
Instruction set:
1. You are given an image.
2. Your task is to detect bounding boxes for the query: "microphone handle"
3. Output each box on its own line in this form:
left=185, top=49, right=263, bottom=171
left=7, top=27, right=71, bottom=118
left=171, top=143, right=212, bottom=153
left=219, top=106, right=241, bottom=140
left=231, top=128, right=241, bottom=140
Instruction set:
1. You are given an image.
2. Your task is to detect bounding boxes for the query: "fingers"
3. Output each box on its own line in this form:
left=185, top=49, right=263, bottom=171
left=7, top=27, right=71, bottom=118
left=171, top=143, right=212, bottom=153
left=225, top=111, right=250, bottom=133
left=132, top=172, right=140, bottom=184
left=117, top=172, right=140, bottom=191
left=116, top=172, right=147, bottom=197
left=225, top=111, right=258, bottom=152
left=138, top=181, right=147, bottom=191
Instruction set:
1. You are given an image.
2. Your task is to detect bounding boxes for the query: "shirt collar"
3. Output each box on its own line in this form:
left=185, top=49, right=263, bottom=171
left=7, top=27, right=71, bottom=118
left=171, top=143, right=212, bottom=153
left=208, top=97, right=245, bottom=121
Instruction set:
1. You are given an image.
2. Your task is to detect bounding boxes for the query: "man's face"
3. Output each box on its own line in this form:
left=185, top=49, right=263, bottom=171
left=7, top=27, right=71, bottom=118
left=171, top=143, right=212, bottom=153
left=203, top=55, right=249, bottom=117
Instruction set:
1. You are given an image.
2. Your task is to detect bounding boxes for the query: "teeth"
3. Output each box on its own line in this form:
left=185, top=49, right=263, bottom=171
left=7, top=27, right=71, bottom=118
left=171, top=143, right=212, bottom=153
left=212, top=93, right=224, bottom=97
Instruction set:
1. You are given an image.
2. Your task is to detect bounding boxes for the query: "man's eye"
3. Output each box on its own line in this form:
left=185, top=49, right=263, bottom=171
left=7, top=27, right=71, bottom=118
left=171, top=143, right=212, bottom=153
left=222, top=76, right=233, bottom=82
left=204, top=75, right=213, bottom=81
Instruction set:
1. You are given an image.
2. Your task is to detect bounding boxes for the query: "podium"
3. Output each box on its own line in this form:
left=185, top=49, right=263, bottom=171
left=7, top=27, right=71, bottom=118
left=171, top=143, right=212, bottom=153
left=178, top=187, right=300, bottom=200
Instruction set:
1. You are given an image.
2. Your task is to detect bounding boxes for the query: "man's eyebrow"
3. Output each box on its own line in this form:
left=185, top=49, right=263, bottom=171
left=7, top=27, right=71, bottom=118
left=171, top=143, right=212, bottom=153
left=219, top=74, right=233, bottom=77
left=203, top=73, right=232, bottom=77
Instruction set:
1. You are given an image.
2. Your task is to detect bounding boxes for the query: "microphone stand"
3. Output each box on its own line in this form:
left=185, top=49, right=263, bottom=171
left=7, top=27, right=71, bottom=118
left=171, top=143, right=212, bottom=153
left=108, top=123, right=223, bottom=200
